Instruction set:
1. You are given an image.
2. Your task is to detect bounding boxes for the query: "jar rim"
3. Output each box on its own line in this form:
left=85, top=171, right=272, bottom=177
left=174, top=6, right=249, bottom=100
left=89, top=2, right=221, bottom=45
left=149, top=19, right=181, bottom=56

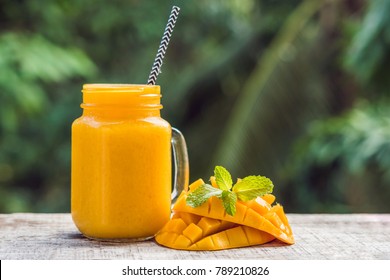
left=82, top=84, right=160, bottom=93
left=81, top=84, right=162, bottom=109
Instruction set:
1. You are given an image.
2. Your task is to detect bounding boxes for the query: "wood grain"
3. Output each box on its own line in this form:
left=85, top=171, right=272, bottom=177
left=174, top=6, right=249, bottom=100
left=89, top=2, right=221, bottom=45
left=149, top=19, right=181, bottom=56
left=0, top=213, right=389, bottom=260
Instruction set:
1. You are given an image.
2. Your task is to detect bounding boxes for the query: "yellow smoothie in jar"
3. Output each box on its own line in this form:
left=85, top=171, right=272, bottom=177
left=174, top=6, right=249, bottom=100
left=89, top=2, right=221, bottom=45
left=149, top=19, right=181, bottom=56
left=71, top=84, right=172, bottom=240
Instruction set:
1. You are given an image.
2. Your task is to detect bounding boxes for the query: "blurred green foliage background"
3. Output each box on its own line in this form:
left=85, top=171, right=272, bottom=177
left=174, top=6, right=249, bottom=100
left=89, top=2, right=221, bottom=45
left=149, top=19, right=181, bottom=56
left=0, top=0, right=389, bottom=213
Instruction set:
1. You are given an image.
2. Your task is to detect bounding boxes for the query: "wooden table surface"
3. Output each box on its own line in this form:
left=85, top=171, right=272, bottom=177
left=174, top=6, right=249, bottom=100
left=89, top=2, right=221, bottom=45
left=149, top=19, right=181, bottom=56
left=0, top=213, right=389, bottom=260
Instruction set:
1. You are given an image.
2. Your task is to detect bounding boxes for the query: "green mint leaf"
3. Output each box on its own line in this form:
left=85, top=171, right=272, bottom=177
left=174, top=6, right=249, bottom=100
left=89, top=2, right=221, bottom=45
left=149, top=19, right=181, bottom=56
left=221, top=190, right=237, bottom=216
left=186, top=184, right=223, bottom=208
left=232, top=175, right=274, bottom=201
left=186, top=167, right=274, bottom=217
left=214, top=165, right=233, bottom=191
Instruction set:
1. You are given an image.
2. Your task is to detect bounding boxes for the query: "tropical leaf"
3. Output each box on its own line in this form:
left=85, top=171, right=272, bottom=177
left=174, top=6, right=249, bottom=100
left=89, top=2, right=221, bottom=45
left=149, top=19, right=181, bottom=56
left=285, top=101, right=390, bottom=213
left=211, top=0, right=331, bottom=185
left=344, top=0, right=390, bottom=91
left=0, top=32, right=96, bottom=125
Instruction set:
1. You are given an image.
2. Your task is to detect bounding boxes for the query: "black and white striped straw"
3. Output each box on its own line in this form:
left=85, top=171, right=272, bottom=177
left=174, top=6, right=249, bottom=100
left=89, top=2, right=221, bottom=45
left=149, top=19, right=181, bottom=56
left=147, top=6, right=180, bottom=85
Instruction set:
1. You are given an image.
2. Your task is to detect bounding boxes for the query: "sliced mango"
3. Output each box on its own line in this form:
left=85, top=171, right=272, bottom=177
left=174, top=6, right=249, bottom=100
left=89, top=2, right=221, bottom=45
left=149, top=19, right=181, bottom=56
left=173, top=235, right=192, bottom=248
left=155, top=176, right=294, bottom=250
left=155, top=213, right=275, bottom=250
left=155, top=231, right=178, bottom=245
left=262, top=194, right=276, bottom=205
left=173, top=211, right=201, bottom=225
left=160, top=217, right=187, bottom=234
left=240, top=197, right=271, bottom=216
left=182, top=223, right=203, bottom=243
left=173, top=192, right=294, bottom=245
left=197, top=216, right=221, bottom=236
left=188, top=178, right=205, bottom=191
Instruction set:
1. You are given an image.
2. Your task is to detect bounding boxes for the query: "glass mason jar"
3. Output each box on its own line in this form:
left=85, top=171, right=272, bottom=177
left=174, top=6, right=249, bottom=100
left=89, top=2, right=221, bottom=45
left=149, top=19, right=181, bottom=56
left=71, top=84, right=188, bottom=241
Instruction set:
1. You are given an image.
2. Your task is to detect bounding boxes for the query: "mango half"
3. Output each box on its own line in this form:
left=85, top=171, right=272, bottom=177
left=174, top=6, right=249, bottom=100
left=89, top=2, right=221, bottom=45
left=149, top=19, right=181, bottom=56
left=155, top=179, right=294, bottom=250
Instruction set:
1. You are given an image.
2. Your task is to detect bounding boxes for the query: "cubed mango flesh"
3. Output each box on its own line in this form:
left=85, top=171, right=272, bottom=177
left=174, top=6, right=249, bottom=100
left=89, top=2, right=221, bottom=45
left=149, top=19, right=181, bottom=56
left=155, top=177, right=294, bottom=250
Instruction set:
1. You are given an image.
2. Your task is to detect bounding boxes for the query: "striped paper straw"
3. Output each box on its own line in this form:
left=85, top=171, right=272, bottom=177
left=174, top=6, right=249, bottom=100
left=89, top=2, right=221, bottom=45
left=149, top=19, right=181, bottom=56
left=147, top=6, right=180, bottom=85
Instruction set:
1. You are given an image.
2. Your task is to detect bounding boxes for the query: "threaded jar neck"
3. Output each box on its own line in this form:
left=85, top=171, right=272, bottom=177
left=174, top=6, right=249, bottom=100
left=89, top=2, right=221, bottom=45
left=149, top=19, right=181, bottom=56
left=81, top=84, right=163, bottom=118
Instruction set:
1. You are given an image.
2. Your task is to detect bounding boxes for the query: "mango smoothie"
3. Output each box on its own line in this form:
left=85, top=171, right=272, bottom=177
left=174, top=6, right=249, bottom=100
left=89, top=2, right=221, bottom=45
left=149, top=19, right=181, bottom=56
left=71, top=84, right=173, bottom=240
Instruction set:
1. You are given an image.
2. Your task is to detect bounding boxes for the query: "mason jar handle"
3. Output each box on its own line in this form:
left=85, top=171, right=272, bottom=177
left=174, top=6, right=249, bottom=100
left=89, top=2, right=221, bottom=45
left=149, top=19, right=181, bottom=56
left=171, top=127, right=189, bottom=203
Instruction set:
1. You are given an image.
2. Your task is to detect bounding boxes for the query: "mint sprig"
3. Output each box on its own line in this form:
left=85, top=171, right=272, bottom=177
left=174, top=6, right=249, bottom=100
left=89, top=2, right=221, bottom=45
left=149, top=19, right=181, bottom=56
left=233, top=175, right=274, bottom=201
left=186, top=166, right=274, bottom=216
left=186, top=184, right=222, bottom=208
left=214, top=166, right=233, bottom=191
left=221, top=190, right=237, bottom=216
